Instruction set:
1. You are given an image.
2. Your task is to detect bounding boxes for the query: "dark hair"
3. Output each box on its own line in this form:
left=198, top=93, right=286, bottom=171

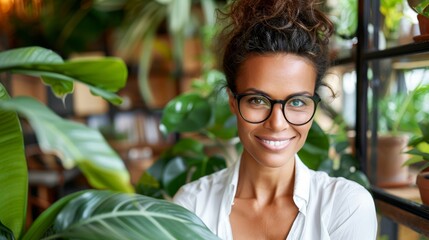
left=217, top=0, right=334, bottom=94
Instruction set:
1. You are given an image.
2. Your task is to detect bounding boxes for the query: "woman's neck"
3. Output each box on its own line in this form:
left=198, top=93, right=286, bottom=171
left=235, top=154, right=296, bottom=205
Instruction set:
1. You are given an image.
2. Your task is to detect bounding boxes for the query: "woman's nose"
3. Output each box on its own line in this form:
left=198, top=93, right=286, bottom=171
left=263, top=103, right=289, bottom=131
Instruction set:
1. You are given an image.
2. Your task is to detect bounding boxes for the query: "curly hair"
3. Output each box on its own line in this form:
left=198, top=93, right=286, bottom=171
left=217, top=0, right=334, bottom=94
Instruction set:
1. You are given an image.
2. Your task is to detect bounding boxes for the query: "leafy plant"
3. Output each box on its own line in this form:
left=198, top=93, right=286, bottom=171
left=0, top=46, right=217, bottom=239
left=378, top=83, right=429, bottom=136
left=404, top=121, right=429, bottom=170
left=24, top=190, right=219, bottom=240
left=0, top=46, right=131, bottom=238
left=136, top=69, right=237, bottom=199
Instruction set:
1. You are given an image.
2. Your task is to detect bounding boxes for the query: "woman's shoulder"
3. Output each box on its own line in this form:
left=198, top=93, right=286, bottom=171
left=308, top=170, right=374, bottom=207
left=309, top=170, right=367, bottom=192
left=172, top=167, right=231, bottom=208
left=306, top=170, right=377, bottom=238
left=180, top=167, right=230, bottom=192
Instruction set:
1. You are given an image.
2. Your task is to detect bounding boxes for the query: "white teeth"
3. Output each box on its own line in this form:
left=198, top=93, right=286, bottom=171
left=262, top=139, right=288, bottom=146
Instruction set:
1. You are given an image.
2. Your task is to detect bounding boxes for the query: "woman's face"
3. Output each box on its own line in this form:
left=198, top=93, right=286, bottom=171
left=229, top=53, right=317, bottom=169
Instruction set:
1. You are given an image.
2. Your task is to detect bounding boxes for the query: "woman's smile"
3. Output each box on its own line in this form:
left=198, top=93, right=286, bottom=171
left=256, top=136, right=294, bottom=151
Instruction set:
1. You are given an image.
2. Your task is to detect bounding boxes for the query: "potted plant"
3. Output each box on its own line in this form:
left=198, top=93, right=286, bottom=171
left=408, top=0, right=429, bottom=39
left=404, top=121, right=429, bottom=205
left=368, top=83, right=428, bottom=187
left=0, top=46, right=218, bottom=239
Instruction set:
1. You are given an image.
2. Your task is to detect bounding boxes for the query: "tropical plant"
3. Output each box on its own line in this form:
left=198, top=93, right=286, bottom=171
left=20, top=190, right=219, bottom=240
left=94, top=0, right=220, bottom=107
left=0, top=46, right=217, bottom=239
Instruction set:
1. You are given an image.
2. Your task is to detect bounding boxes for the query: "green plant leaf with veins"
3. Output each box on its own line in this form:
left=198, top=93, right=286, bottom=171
left=0, top=97, right=134, bottom=193
left=0, top=84, right=27, bottom=239
left=28, top=190, right=220, bottom=240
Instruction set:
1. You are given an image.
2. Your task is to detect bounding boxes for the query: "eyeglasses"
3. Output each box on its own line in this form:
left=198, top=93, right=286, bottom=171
left=234, top=93, right=320, bottom=125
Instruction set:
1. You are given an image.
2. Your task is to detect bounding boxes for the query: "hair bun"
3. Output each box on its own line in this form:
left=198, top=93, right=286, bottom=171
left=222, top=0, right=333, bottom=45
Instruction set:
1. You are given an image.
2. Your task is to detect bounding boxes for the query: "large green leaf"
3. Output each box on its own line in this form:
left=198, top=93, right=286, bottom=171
left=33, top=190, right=220, bottom=240
left=0, top=97, right=134, bottom=193
left=0, top=220, right=15, bottom=240
left=160, top=93, right=212, bottom=134
left=0, top=46, right=63, bottom=67
left=0, top=46, right=127, bottom=105
left=0, top=84, right=27, bottom=239
left=23, top=191, right=86, bottom=240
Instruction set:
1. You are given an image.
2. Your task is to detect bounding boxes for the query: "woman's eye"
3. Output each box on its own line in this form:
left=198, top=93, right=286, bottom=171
left=249, top=97, right=268, bottom=105
left=289, top=98, right=305, bottom=107
left=249, top=97, right=265, bottom=105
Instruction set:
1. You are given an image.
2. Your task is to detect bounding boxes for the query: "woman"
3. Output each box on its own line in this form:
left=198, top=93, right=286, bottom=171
left=173, top=0, right=377, bottom=239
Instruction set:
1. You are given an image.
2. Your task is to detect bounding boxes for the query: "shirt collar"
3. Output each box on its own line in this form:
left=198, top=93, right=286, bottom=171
left=224, top=158, right=240, bottom=214
left=293, top=154, right=310, bottom=215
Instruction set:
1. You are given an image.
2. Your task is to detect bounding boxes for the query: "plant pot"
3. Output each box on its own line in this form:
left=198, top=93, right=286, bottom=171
left=416, top=171, right=429, bottom=205
left=414, top=14, right=429, bottom=42
left=349, top=132, right=410, bottom=188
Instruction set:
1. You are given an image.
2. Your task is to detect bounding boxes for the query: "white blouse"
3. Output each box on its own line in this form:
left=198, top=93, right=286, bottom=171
left=173, top=155, right=378, bottom=240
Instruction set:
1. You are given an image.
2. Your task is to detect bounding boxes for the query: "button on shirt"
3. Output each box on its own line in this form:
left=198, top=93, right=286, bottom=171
left=173, top=155, right=378, bottom=240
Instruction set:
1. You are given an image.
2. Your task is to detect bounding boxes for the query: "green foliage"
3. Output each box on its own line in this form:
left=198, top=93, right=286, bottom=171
left=95, top=0, right=219, bottom=106
left=25, top=190, right=219, bottom=240
left=380, top=0, right=404, bottom=39
left=413, top=0, right=429, bottom=17
left=137, top=70, right=234, bottom=198
left=160, top=70, right=236, bottom=140
left=0, top=84, right=26, bottom=240
left=298, top=122, right=330, bottom=170
left=331, top=0, right=358, bottom=39
left=404, top=121, right=429, bottom=170
left=0, top=46, right=133, bottom=238
left=378, top=83, right=429, bottom=135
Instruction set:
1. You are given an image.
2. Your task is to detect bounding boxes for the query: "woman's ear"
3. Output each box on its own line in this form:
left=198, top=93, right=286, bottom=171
left=227, top=89, right=237, bottom=115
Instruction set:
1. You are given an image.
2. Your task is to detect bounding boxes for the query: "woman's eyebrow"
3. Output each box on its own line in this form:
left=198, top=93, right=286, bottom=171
left=240, top=88, right=314, bottom=98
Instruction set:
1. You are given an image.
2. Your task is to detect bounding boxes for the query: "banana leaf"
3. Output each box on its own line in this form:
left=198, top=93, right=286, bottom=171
left=0, top=84, right=27, bottom=239
left=0, top=97, right=134, bottom=193
left=27, top=190, right=220, bottom=240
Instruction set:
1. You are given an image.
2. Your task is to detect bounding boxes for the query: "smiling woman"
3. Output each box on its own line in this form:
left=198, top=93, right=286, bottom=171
left=172, top=0, right=378, bottom=239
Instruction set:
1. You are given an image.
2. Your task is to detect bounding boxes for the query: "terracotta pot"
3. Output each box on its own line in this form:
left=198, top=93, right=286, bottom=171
left=417, top=14, right=429, bottom=35
left=348, top=133, right=410, bottom=188
left=416, top=171, right=429, bottom=205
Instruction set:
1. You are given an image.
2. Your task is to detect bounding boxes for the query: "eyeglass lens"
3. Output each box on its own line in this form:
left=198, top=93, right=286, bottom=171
left=238, top=94, right=316, bottom=125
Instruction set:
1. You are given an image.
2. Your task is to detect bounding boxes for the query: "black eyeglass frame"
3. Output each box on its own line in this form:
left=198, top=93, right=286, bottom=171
left=233, top=92, right=321, bottom=126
